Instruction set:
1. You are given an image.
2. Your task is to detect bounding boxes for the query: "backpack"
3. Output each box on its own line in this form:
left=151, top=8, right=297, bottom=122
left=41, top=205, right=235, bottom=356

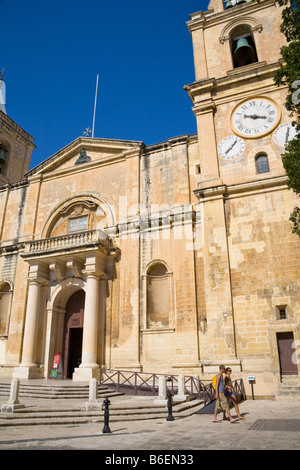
left=212, top=375, right=217, bottom=390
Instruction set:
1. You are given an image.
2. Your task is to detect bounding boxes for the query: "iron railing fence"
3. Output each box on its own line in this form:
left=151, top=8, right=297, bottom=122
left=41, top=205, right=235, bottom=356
left=231, top=378, right=247, bottom=402
left=99, top=367, right=246, bottom=406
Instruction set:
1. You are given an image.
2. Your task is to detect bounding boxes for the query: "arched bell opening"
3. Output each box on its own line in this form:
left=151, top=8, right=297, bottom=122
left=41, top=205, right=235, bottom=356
left=230, top=24, right=258, bottom=68
left=0, top=140, right=10, bottom=178
left=224, top=0, right=247, bottom=9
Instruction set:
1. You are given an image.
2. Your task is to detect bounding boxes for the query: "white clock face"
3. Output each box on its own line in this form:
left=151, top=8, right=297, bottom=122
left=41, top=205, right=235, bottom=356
left=218, top=136, right=245, bottom=161
left=231, top=98, right=281, bottom=138
left=273, top=123, right=297, bottom=148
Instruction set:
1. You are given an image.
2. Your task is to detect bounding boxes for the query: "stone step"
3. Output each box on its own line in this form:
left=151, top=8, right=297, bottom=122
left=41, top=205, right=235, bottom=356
left=275, top=375, right=300, bottom=401
left=0, top=391, right=123, bottom=400
left=279, top=386, right=300, bottom=393
left=0, top=382, right=118, bottom=399
left=0, top=383, right=92, bottom=391
left=275, top=393, right=300, bottom=401
left=0, top=399, right=204, bottom=427
left=280, top=376, right=299, bottom=388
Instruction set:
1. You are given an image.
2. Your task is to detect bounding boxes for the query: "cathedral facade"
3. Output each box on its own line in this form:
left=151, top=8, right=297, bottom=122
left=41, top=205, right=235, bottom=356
left=0, top=0, right=299, bottom=398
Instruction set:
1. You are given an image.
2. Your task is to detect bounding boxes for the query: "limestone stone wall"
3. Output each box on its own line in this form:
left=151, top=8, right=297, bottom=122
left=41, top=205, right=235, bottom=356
left=0, top=111, right=35, bottom=184
left=229, top=187, right=300, bottom=365
left=1, top=1, right=299, bottom=396
left=189, top=0, right=286, bottom=82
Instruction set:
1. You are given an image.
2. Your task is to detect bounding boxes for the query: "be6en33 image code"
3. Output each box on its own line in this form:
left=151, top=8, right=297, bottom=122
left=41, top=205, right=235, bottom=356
left=148, top=455, right=194, bottom=465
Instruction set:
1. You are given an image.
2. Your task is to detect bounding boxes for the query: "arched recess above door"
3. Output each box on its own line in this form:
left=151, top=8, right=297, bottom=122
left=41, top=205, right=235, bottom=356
left=41, top=192, right=117, bottom=239
left=47, top=278, right=86, bottom=311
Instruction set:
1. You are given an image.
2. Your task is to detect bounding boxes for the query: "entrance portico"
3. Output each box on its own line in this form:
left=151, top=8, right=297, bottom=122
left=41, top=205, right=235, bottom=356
left=13, top=229, right=119, bottom=381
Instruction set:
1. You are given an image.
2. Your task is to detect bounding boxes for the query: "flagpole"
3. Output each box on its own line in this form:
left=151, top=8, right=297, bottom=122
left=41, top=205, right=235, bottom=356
left=92, top=74, right=99, bottom=138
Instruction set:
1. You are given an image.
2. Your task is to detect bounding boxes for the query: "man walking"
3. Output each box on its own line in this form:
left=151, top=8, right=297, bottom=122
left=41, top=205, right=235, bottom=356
left=213, top=365, right=236, bottom=423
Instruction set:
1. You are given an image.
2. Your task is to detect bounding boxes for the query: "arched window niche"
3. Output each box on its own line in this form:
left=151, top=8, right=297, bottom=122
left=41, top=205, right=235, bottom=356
left=255, top=153, right=270, bottom=174
left=40, top=193, right=117, bottom=239
left=0, top=139, right=10, bottom=178
left=219, top=18, right=262, bottom=71
left=230, top=24, right=258, bottom=68
left=143, top=260, right=174, bottom=331
left=0, top=281, right=12, bottom=336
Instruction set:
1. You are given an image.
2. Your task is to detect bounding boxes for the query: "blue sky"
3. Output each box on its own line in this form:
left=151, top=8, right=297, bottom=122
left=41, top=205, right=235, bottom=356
left=1, top=0, right=208, bottom=169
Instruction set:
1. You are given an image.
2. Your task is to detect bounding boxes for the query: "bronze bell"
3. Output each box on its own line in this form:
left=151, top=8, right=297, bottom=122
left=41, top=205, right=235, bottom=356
left=234, top=37, right=256, bottom=67
left=225, top=1, right=234, bottom=8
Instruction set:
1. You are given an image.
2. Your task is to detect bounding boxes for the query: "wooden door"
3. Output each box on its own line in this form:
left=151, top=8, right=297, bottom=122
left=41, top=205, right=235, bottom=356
left=67, top=327, right=83, bottom=378
left=62, top=290, right=85, bottom=379
left=277, top=332, right=298, bottom=375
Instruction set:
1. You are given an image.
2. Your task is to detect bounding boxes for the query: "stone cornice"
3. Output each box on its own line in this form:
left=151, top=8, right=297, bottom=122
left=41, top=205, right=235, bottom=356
left=184, top=61, right=284, bottom=105
left=0, top=110, right=35, bottom=147
left=187, top=0, right=277, bottom=34
left=25, top=135, right=198, bottom=181
left=194, top=175, right=288, bottom=201
left=26, top=136, right=144, bottom=178
left=143, top=134, right=197, bottom=155
left=0, top=179, right=29, bottom=192
left=226, top=175, right=288, bottom=198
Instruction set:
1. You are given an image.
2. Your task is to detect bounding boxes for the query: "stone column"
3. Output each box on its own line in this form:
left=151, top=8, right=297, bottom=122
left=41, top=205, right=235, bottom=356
left=13, top=263, right=49, bottom=379
left=173, top=375, right=190, bottom=402
left=20, top=279, right=41, bottom=367
left=194, top=185, right=241, bottom=373
left=73, top=255, right=106, bottom=381
left=81, top=272, right=99, bottom=368
left=194, top=99, right=222, bottom=187
left=1, top=378, right=25, bottom=413
left=154, top=376, right=168, bottom=405
left=13, top=279, right=42, bottom=379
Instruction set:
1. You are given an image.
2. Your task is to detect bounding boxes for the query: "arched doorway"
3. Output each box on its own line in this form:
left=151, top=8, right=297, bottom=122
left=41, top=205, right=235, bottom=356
left=62, top=290, right=85, bottom=379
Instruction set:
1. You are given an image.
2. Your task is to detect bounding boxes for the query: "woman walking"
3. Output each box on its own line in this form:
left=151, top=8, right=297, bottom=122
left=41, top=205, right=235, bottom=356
left=224, top=367, right=245, bottom=420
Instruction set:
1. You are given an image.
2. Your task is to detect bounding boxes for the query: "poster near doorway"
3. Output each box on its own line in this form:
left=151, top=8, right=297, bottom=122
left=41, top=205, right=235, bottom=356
left=62, top=290, right=85, bottom=379
left=277, top=332, right=298, bottom=376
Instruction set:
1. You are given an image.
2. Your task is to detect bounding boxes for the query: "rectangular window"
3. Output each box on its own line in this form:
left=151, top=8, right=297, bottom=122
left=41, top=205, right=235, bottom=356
left=277, top=306, right=287, bottom=320
left=69, top=216, right=88, bottom=233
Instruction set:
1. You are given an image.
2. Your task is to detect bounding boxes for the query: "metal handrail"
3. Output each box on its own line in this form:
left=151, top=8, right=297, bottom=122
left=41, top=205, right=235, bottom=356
left=100, top=367, right=245, bottom=406
left=100, top=368, right=172, bottom=395
left=231, top=378, right=246, bottom=402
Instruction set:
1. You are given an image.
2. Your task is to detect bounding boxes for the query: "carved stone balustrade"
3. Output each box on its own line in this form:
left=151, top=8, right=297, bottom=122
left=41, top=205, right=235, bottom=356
left=21, top=229, right=116, bottom=262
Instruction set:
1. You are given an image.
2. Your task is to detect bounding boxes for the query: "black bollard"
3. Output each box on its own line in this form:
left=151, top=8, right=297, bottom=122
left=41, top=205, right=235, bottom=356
left=102, top=397, right=112, bottom=433
left=166, top=390, right=175, bottom=421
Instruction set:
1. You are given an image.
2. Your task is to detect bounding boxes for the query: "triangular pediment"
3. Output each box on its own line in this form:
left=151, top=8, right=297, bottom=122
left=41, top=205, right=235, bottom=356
left=26, top=136, right=144, bottom=177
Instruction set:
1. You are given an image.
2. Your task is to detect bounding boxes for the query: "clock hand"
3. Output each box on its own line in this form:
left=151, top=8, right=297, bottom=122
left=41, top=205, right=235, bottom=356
left=244, top=114, right=268, bottom=120
left=285, top=127, right=290, bottom=143
left=225, top=139, right=237, bottom=154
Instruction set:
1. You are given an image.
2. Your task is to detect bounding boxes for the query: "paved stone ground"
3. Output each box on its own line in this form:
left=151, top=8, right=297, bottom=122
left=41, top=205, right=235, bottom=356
left=0, top=398, right=299, bottom=452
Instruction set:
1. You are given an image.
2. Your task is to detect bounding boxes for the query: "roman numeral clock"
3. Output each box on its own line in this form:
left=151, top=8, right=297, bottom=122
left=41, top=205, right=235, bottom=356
left=217, top=96, right=295, bottom=162
left=231, top=97, right=281, bottom=137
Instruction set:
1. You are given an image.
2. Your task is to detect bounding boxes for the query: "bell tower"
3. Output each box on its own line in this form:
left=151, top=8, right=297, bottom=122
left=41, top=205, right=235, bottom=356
left=185, top=0, right=289, bottom=189
left=184, top=0, right=295, bottom=374
left=0, top=110, right=35, bottom=185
